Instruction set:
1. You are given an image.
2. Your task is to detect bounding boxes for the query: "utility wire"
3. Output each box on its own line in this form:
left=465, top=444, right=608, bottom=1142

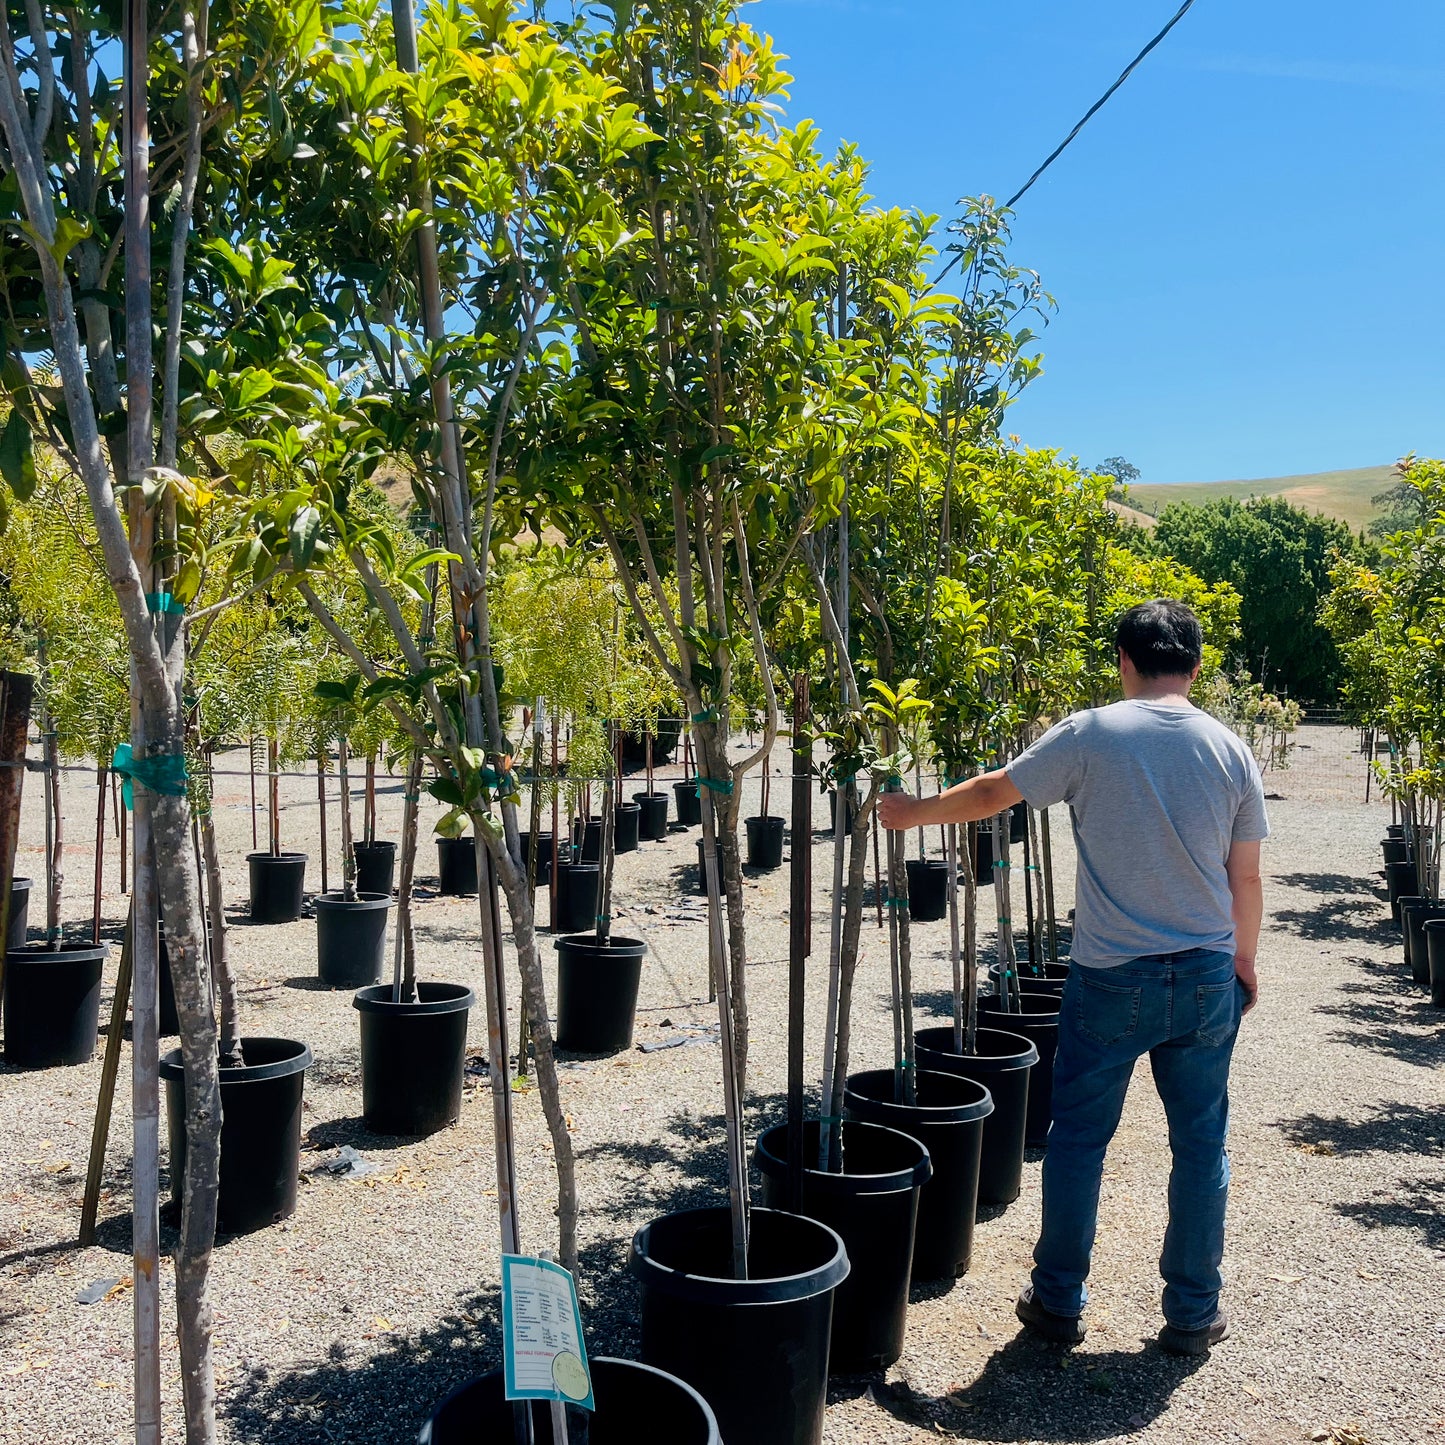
left=937, top=0, right=1199, bottom=283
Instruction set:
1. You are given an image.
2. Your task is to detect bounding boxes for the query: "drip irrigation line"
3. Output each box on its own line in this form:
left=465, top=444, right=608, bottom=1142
left=937, top=0, right=1198, bottom=282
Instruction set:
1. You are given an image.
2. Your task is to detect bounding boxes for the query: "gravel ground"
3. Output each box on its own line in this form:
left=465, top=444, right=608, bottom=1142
left=2, top=723, right=1442, bottom=1445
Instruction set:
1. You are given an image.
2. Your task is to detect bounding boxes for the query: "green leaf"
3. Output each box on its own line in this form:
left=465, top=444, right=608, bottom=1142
left=0, top=408, right=36, bottom=501
left=289, top=505, right=321, bottom=570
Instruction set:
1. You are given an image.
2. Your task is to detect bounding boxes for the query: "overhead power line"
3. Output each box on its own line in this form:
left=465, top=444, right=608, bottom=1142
left=938, top=0, right=1199, bottom=282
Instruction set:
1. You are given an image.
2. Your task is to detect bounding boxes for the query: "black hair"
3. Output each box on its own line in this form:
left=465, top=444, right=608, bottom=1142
left=1114, top=599, right=1203, bottom=679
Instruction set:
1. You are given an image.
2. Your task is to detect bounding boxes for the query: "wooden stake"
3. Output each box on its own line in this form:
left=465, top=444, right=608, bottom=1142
left=249, top=733, right=258, bottom=851
left=550, top=715, right=560, bottom=932
left=871, top=808, right=884, bottom=930
left=1040, top=806, right=1058, bottom=962
left=80, top=903, right=134, bottom=1246
left=947, top=822, right=963, bottom=1054
left=268, top=736, right=280, bottom=857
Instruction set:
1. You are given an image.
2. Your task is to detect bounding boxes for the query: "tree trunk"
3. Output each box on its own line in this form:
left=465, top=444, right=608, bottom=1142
left=392, top=746, right=423, bottom=1004
left=44, top=715, right=62, bottom=947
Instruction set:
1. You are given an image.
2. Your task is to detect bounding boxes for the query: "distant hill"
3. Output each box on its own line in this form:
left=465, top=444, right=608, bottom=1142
left=1126, top=464, right=1398, bottom=532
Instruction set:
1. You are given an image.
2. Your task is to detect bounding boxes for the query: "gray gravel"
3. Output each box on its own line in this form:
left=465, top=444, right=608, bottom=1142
left=2, top=724, right=1442, bottom=1445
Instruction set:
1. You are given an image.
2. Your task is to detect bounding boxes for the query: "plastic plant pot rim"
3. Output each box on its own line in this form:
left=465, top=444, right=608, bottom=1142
left=978, top=994, right=1062, bottom=1022
left=615, top=801, right=642, bottom=812
left=10, top=876, right=31, bottom=889
left=314, top=891, right=393, bottom=913
left=353, top=982, right=476, bottom=1017
left=633, top=791, right=669, bottom=801
left=418, top=1356, right=720, bottom=1445
left=5, top=942, right=108, bottom=965
left=844, top=1067, right=995, bottom=1124
left=754, top=1119, right=934, bottom=1193
left=914, top=1024, right=1040, bottom=1070
left=554, top=934, right=646, bottom=959
left=746, top=814, right=786, bottom=824
left=159, top=1036, right=312, bottom=1086
left=246, top=851, right=309, bottom=864
left=629, top=1206, right=850, bottom=1305
left=353, top=841, right=397, bottom=854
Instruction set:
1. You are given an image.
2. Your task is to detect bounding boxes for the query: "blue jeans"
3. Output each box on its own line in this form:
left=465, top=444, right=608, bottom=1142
left=1031, top=949, right=1243, bottom=1330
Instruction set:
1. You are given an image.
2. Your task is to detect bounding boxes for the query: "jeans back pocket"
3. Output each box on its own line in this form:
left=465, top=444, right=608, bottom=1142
left=1194, top=978, right=1240, bottom=1046
left=1074, top=971, right=1142, bottom=1046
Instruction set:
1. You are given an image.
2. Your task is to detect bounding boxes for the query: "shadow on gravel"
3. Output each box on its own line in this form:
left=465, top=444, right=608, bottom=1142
left=1277, top=1102, right=1445, bottom=1156
left=1316, top=976, right=1443, bottom=1066
left=1271, top=896, right=1397, bottom=946
left=302, top=1116, right=418, bottom=1154
left=1336, top=1176, right=1445, bottom=1248
left=834, top=1330, right=1205, bottom=1440
left=222, top=1286, right=504, bottom=1444
left=1272, top=870, right=1379, bottom=897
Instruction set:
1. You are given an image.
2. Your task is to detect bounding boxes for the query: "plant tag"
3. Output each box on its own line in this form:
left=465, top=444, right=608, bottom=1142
left=501, top=1254, right=594, bottom=1411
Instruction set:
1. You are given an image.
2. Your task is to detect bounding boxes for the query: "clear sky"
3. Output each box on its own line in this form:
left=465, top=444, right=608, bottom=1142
left=755, top=0, right=1445, bottom=484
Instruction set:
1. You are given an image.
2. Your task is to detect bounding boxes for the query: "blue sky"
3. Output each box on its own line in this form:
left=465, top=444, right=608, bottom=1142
left=755, top=0, right=1445, bottom=483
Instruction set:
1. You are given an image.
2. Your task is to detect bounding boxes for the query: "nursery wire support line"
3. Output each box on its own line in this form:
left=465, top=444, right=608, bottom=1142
left=936, top=0, right=1199, bottom=282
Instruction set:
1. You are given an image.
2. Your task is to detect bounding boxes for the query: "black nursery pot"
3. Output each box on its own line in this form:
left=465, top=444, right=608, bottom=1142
left=1381, top=837, right=1413, bottom=868
left=673, top=779, right=702, bottom=827
left=1425, top=918, right=1445, bottom=1007
left=746, top=814, right=786, bottom=870
left=315, top=892, right=391, bottom=989
left=419, top=1357, right=720, bottom=1445
left=970, top=824, right=995, bottom=885
left=1009, top=799, right=1028, bottom=844
left=576, top=816, right=604, bottom=864
left=756, top=1119, right=931, bottom=1374
left=2, top=942, right=107, bottom=1068
left=354, top=982, right=475, bottom=1136
left=978, top=993, right=1061, bottom=1150
left=1385, top=860, right=1419, bottom=921
left=827, top=790, right=857, bottom=838
left=158, top=926, right=178, bottom=1037
left=555, top=934, right=646, bottom=1054
left=914, top=1025, right=1037, bottom=1206
left=7, top=876, right=31, bottom=951
left=1404, top=898, right=1445, bottom=988
left=1386, top=823, right=1407, bottom=839
left=631, top=1205, right=848, bottom=1445
left=160, top=1037, right=312, bottom=1234
left=520, top=830, right=555, bottom=886
left=844, top=1069, right=994, bottom=1281
left=635, top=791, right=670, bottom=841
left=437, top=836, right=478, bottom=896
left=614, top=801, right=642, bottom=855
left=553, top=860, right=600, bottom=933
left=905, top=859, right=949, bottom=922
left=695, top=837, right=711, bottom=893
left=247, top=851, right=307, bottom=923
left=988, top=959, right=1072, bottom=997
left=353, top=841, right=397, bottom=897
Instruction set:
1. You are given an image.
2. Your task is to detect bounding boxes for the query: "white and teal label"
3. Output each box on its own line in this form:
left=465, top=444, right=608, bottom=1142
left=501, top=1254, right=594, bottom=1411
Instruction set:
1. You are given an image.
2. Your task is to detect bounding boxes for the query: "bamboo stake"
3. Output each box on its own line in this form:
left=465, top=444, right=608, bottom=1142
left=1021, top=804, right=1038, bottom=976
left=871, top=808, right=885, bottom=930
left=550, top=716, right=560, bottom=931
left=1040, top=807, right=1058, bottom=962
left=947, top=822, right=963, bottom=1054
left=248, top=733, right=258, bottom=851
left=92, top=766, right=107, bottom=945
left=787, top=676, right=811, bottom=1214
left=317, top=753, right=329, bottom=895
left=994, top=808, right=1020, bottom=1011
left=338, top=735, right=354, bottom=900
left=964, top=820, right=979, bottom=1053
left=365, top=753, right=376, bottom=845
left=391, top=746, right=424, bottom=1005
left=79, top=902, right=134, bottom=1246
left=268, top=736, right=280, bottom=857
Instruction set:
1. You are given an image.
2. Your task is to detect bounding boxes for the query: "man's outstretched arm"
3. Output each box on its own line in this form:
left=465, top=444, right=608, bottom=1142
left=1226, top=838, right=1263, bottom=1014
left=877, top=768, right=1023, bottom=832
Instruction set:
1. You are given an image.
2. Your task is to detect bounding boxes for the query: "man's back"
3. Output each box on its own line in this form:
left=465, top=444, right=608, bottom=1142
left=1008, top=698, right=1269, bottom=967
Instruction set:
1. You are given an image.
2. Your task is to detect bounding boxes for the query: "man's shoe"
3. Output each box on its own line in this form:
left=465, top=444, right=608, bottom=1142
left=1158, top=1311, right=1229, bottom=1356
left=1015, top=1286, right=1086, bottom=1344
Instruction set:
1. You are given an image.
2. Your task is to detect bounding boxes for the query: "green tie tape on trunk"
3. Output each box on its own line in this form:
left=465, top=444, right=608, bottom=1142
left=144, top=592, right=185, bottom=615
left=110, top=744, right=189, bottom=810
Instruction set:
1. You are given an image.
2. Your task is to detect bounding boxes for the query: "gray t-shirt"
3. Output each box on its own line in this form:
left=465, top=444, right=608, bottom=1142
left=1006, top=699, right=1269, bottom=968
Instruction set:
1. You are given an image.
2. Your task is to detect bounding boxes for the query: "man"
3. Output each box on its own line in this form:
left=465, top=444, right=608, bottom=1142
left=879, top=598, right=1266, bottom=1356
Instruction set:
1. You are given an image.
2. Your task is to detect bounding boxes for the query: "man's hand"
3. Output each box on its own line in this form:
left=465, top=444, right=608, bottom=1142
left=1234, top=955, right=1258, bottom=1015
left=878, top=791, right=922, bottom=832
left=877, top=769, right=1024, bottom=831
